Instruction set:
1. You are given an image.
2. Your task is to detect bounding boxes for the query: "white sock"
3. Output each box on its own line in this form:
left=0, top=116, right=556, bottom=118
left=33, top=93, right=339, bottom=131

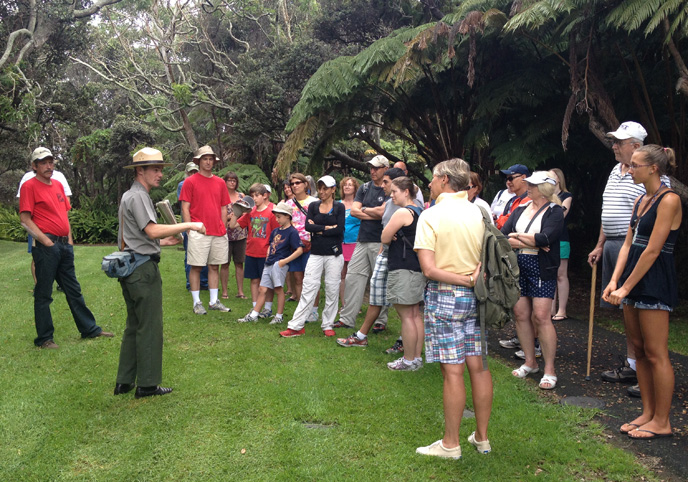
left=402, top=357, right=414, bottom=366
left=209, top=289, right=218, bottom=305
left=265, top=302, right=273, bottom=311
left=311, top=307, right=318, bottom=314
left=191, top=291, right=201, bottom=305
left=252, top=301, right=256, bottom=308
left=356, top=331, right=367, bottom=340
left=414, top=357, right=422, bottom=363
left=628, top=358, right=637, bottom=371
left=250, top=310, right=259, bottom=318
left=274, top=313, right=283, bottom=319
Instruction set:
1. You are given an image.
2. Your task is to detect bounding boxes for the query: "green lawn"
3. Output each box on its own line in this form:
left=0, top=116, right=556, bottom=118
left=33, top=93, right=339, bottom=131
left=0, top=240, right=657, bottom=481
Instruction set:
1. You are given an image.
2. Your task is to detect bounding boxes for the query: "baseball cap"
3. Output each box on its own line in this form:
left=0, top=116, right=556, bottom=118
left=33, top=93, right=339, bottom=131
left=606, top=122, right=647, bottom=141
left=185, top=162, right=199, bottom=173
left=500, top=164, right=530, bottom=176
left=31, top=147, right=53, bottom=163
left=524, top=171, right=557, bottom=186
left=367, top=155, right=390, bottom=168
left=317, top=175, right=336, bottom=187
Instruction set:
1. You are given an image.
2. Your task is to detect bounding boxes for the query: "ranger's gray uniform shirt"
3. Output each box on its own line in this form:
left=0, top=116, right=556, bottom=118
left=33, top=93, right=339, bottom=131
left=119, top=181, right=160, bottom=256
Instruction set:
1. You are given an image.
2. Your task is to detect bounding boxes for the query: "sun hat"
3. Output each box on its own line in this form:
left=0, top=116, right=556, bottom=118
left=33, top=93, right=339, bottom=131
left=185, top=161, right=199, bottom=173
left=31, top=147, right=54, bottom=163
left=124, top=148, right=173, bottom=169
left=231, top=195, right=255, bottom=218
left=606, top=122, right=647, bottom=141
left=272, top=201, right=294, bottom=217
left=524, top=171, right=557, bottom=185
left=317, top=175, right=336, bottom=187
left=193, top=145, right=220, bottom=161
left=500, top=164, right=530, bottom=176
left=367, top=155, right=390, bottom=168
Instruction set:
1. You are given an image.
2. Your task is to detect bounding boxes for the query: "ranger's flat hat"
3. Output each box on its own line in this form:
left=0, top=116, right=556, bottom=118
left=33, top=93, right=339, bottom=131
left=124, top=148, right=173, bottom=169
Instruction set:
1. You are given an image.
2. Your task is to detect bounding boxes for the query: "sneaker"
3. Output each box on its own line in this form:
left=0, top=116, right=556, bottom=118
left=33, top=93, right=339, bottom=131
left=468, top=431, right=491, bottom=454
left=384, top=339, right=404, bottom=354
left=280, top=328, right=305, bottom=337
left=323, top=329, right=336, bottom=337
left=39, top=340, right=59, bottom=349
left=499, top=336, right=520, bottom=349
left=515, top=345, right=542, bottom=360
left=193, top=302, right=207, bottom=315
left=627, top=384, right=641, bottom=398
left=387, top=356, right=419, bottom=371
left=257, top=308, right=272, bottom=319
left=237, top=312, right=258, bottom=323
left=269, top=315, right=283, bottom=325
left=336, top=334, right=368, bottom=347
left=306, top=311, right=319, bottom=323
left=372, top=322, right=386, bottom=334
left=333, top=320, right=353, bottom=329
left=413, top=358, right=423, bottom=370
left=416, top=440, right=461, bottom=459
left=208, top=301, right=231, bottom=312
left=601, top=357, right=637, bottom=383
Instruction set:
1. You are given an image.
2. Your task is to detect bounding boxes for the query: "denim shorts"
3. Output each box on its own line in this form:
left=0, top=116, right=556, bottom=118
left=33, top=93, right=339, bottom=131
left=623, top=297, right=672, bottom=312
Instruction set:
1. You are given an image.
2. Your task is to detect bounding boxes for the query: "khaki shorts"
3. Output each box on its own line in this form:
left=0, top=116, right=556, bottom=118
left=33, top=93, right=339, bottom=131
left=187, top=230, right=229, bottom=266
left=387, top=270, right=426, bottom=305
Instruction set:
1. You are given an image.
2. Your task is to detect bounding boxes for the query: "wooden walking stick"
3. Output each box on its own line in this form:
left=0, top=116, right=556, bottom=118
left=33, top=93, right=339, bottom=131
left=585, top=263, right=597, bottom=381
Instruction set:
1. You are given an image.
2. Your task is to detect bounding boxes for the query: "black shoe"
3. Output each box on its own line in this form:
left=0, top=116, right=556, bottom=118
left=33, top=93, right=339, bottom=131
left=135, top=386, right=173, bottom=399
left=627, top=384, right=641, bottom=398
left=601, top=357, right=637, bottom=383
left=114, top=383, right=135, bottom=395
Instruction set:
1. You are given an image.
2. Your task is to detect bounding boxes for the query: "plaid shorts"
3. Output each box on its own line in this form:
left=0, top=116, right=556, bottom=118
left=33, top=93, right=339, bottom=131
left=368, top=252, right=390, bottom=307
left=424, top=280, right=483, bottom=364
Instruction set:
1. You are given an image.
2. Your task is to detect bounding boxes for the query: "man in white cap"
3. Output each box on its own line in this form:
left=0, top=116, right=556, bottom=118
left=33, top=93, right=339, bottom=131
left=335, top=154, right=390, bottom=330
left=19, top=147, right=113, bottom=349
left=115, top=147, right=206, bottom=398
left=179, top=145, right=231, bottom=314
left=587, top=121, right=670, bottom=396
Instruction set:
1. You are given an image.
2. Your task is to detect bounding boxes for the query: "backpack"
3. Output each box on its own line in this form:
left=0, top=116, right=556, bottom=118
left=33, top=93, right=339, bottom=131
left=474, top=207, right=521, bottom=364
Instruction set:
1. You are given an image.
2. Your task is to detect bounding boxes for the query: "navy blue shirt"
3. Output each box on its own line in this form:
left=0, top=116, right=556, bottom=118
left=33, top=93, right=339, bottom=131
left=265, top=225, right=302, bottom=266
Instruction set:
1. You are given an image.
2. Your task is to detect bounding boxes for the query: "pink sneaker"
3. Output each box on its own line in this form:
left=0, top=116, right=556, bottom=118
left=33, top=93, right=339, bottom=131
left=323, top=329, right=336, bottom=337
left=280, top=328, right=305, bottom=337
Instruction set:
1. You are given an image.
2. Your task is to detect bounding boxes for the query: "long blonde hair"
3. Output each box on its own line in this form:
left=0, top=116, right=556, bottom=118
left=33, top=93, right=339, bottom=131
left=530, top=171, right=561, bottom=205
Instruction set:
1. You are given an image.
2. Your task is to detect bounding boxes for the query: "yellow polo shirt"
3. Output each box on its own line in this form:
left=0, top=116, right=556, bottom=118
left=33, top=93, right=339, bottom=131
left=414, top=191, right=484, bottom=275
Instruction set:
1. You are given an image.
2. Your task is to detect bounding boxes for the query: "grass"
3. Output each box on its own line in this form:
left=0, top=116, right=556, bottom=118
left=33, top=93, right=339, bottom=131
left=0, top=240, right=659, bottom=481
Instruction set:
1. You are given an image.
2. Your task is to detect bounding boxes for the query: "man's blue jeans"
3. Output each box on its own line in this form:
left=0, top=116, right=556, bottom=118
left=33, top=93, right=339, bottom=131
left=32, top=241, right=101, bottom=346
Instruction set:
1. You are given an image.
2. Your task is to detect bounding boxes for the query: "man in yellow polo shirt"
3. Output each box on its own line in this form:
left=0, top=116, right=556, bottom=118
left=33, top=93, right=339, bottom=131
left=414, top=158, right=493, bottom=459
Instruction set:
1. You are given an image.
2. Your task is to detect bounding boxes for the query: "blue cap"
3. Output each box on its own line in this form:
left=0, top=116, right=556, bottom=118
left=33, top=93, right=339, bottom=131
left=500, top=164, right=530, bottom=176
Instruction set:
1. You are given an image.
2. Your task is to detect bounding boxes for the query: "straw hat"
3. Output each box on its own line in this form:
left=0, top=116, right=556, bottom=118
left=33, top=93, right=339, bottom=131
left=124, top=148, right=172, bottom=169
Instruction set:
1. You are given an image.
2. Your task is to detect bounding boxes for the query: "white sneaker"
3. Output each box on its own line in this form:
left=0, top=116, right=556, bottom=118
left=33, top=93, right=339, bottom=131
left=416, top=440, right=461, bottom=459
left=515, top=346, right=542, bottom=359
left=306, top=311, right=319, bottom=323
left=193, top=302, right=207, bottom=315
left=237, top=312, right=258, bottom=323
left=468, top=431, right=491, bottom=454
left=257, top=308, right=272, bottom=319
left=269, top=315, right=284, bottom=325
left=209, top=301, right=231, bottom=312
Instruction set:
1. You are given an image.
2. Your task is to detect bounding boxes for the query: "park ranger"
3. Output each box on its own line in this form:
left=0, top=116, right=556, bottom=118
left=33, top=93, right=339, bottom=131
left=114, top=148, right=205, bottom=399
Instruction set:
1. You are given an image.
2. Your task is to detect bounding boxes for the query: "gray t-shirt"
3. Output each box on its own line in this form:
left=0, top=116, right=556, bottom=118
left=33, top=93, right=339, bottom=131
left=354, top=181, right=387, bottom=243
left=119, top=181, right=160, bottom=256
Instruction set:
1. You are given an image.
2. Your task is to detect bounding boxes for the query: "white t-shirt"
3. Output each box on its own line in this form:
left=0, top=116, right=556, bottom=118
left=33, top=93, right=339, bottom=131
left=490, top=189, right=515, bottom=218
left=17, top=170, right=72, bottom=198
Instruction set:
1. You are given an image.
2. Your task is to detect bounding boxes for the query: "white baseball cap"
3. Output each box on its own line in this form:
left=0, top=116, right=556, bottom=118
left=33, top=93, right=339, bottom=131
left=317, top=175, right=336, bottom=188
left=606, top=122, right=647, bottom=141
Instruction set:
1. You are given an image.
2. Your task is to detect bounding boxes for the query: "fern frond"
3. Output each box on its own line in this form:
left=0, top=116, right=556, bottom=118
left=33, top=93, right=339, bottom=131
left=275, top=116, right=322, bottom=178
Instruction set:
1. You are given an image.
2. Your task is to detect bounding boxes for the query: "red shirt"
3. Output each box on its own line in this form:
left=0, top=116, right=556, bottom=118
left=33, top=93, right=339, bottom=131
left=19, top=177, right=71, bottom=236
left=179, top=173, right=230, bottom=236
left=237, top=204, right=279, bottom=258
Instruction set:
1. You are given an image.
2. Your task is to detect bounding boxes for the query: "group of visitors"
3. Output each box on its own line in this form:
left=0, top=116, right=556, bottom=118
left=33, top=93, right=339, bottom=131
left=17, top=117, right=680, bottom=444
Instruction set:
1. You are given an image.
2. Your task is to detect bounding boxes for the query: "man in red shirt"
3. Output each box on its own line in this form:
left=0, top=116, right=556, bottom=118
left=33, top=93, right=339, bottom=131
left=19, top=147, right=113, bottom=349
left=179, top=145, right=232, bottom=314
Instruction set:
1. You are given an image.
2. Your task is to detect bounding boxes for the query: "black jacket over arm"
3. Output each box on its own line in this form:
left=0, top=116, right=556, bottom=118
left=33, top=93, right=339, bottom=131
left=501, top=203, right=565, bottom=281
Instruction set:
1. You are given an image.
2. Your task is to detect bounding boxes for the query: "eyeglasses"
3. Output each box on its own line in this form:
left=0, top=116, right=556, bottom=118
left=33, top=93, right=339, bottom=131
left=612, top=140, right=635, bottom=146
left=506, top=174, right=524, bottom=182
left=630, top=163, right=651, bottom=169
left=289, top=181, right=304, bottom=186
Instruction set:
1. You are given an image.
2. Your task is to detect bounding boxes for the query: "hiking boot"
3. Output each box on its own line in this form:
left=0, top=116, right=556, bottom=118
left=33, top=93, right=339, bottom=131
left=193, top=302, right=207, bottom=315
left=416, top=440, right=461, bottom=459
left=627, top=384, right=641, bottom=398
left=257, top=308, right=272, bottom=319
left=209, top=301, right=231, bottom=312
left=385, top=339, right=404, bottom=354
left=269, top=314, right=283, bottom=325
left=279, top=328, right=305, bottom=338
left=601, top=358, right=637, bottom=383
left=387, top=356, right=419, bottom=371
left=336, top=334, right=368, bottom=347
left=237, top=312, right=258, bottom=323
left=515, top=345, right=541, bottom=360
left=372, top=322, right=386, bottom=334
left=468, top=432, right=491, bottom=454
left=499, top=336, right=520, bottom=349
left=39, top=340, right=59, bottom=349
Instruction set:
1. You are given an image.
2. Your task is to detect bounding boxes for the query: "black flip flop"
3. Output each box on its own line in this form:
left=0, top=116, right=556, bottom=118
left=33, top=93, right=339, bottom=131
left=627, top=429, right=673, bottom=440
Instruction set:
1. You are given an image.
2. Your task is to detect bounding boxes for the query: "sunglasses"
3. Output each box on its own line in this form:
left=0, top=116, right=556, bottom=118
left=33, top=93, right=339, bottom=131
left=506, top=175, right=524, bottom=182
left=289, top=181, right=304, bottom=186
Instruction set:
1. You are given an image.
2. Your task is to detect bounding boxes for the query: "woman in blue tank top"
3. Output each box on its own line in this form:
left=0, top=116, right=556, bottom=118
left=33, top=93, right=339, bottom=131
left=603, top=145, right=682, bottom=440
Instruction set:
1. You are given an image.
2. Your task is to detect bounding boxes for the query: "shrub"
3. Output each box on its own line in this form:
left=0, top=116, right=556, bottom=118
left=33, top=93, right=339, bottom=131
left=0, top=205, right=25, bottom=241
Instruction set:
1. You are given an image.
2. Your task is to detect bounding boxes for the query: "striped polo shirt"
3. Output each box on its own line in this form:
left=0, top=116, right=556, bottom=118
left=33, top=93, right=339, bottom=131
left=601, top=164, right=671, bottom=238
